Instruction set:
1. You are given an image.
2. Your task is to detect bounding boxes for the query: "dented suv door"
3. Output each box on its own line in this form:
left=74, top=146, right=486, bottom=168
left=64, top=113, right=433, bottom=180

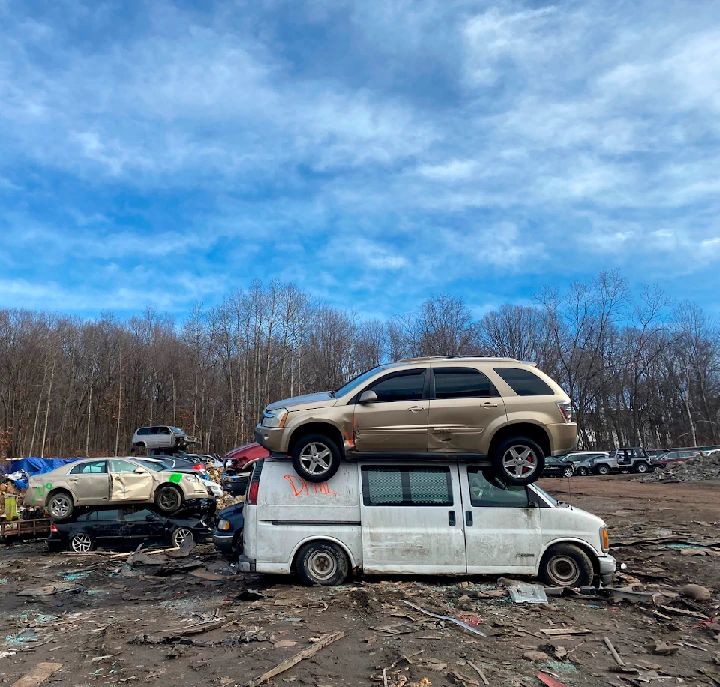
left=428, top=366, right=507, bottom=453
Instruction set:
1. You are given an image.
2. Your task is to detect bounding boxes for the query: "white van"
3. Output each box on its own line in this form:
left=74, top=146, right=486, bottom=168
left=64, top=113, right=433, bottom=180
left=239, top=458, right=615, bottom=587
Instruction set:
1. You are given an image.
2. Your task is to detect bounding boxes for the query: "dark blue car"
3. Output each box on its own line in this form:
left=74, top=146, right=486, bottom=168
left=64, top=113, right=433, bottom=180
left=213, top=502, right=244, bottom=560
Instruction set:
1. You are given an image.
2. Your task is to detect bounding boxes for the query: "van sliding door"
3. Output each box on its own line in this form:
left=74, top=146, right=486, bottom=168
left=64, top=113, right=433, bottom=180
left=359, top=464, right=466, bottom=574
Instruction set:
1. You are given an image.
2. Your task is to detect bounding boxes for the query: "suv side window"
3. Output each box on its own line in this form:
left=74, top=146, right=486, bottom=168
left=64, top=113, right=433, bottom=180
left=493, top=367, right=554, bottom=396
left=136, top=428, right=150, bottom=436
left=433, top=367, right=498, bottom=399
left=467, top=468, right=529, bottom=507
left=70, top=460, right=107, bottom=475
left=158, top=427, right=171, bottom=434
left=366, top=369, right=426, bottom=403
left=362, top=466, right=453, bottom=506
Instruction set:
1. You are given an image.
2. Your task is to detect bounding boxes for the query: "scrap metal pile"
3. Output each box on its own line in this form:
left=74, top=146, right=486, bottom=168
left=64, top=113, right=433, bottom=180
left=641, top=450, right=720, bottom=483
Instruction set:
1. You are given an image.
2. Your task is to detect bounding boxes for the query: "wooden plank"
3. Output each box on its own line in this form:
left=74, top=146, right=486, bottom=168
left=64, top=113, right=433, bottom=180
left=244, top=631, right=345, bottom=687
left=11, top=662, right=62, bottom=687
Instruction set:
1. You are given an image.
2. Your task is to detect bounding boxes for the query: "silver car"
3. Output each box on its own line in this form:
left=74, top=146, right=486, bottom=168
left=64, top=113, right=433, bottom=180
left=132, top=426, right=197, bottom=451
left=23, top=457, right=210, bottom=520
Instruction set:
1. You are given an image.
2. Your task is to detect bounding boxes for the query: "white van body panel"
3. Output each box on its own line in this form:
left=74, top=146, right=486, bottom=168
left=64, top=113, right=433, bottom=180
left=243, top=458, right=614, bottom=581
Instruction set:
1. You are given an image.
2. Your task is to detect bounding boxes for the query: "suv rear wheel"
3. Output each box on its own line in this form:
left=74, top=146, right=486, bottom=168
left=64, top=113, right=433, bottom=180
left=292, top=434, right=341, bottom=483
left=595, top=464, right=610, bottom=476
left=634, top=462, right=649, bottom=474
left=491, top=436, right=545, bottom=486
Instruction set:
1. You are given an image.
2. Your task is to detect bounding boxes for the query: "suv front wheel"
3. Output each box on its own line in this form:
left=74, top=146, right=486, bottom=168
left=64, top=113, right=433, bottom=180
left=491, top=436, right=545, bottom=486
left=292, top=434, right=342, bottom=483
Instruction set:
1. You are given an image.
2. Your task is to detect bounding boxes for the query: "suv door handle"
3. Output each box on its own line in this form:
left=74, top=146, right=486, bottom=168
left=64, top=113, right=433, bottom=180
left=408, top=406, right=424, bottom=412
left=481, top=402, right=498, bottom=407
left=448, top=510, right=456, bottom=527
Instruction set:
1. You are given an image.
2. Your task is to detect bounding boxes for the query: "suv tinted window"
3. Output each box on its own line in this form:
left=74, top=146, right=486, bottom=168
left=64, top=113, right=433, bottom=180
left=467, top=468, right=529, bottom=507
left=494, top=367, right=554, bottom=396
left=136, top=427, right=150, bottom=436
left=70, top=460, right=107, bottom=475
left=362, top=467, right=453, bottom=506
left=433, top=367, right=498, bottom=399
left=367, top=369, right=425, bottom=403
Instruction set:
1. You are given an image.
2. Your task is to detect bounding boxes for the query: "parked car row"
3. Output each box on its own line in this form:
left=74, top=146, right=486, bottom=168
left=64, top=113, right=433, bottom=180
left=544, top=447, right=704, bottom=477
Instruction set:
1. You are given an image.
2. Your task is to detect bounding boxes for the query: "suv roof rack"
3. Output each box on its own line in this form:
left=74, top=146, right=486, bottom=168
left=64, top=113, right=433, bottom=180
left=398, top=356, right=523, bottom=363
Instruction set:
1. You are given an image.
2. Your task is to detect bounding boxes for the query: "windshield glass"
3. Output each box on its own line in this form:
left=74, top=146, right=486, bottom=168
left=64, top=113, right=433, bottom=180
left=333, top=365, right=388, bottom=398
left=170, top=427, right=185, bottom=434
left=137, top=460, right=165, bottom=472
left=531, top=484, right=558, bottom=506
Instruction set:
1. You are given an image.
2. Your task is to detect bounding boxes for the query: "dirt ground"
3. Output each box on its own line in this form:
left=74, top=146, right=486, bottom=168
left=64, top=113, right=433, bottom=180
left=1, top=476, right=719, bottom=687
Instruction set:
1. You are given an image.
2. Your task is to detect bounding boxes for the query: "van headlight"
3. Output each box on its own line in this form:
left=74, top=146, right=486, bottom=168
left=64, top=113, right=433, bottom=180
left=600, top=527, right=609, bottom=552
left=262, top=408, right=288, bottom=428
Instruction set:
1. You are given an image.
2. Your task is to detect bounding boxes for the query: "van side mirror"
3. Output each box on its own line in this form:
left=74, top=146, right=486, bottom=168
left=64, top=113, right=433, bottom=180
left=358, top=390, right=378, bottom=404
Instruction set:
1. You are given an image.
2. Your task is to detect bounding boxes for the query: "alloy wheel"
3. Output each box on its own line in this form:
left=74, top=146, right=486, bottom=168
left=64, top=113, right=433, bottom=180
left=299, top=443, right=332, bottom=476
left=501, top=445, right=538, bottom=478
left=70, top=533, right=92, bottom=553
left=49, top=494, right=72, bottom=519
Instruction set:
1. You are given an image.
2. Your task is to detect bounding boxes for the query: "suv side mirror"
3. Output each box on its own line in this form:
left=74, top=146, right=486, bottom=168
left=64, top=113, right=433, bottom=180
left=134, top=468, right=147, bottom=474
left=358, top=390, right=378, bottom=404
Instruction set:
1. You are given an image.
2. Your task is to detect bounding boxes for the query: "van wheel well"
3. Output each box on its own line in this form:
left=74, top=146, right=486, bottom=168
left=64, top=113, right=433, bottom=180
left=289, top=423, right=344, bottom=456
left=542, top=541, right=600, bottom=579
left=489, top=423, right=551, bottom=460
left=292, top=538, right=353, bottom=581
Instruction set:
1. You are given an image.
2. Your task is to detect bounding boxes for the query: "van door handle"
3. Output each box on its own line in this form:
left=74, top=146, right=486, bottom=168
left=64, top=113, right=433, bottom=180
left=481, top=402, right=498, bottom=407
left=448, top=510, right=456, bottom=527
left=408, top=406, right=424, bottom=413
left=466, top=511, right=473, bottom=526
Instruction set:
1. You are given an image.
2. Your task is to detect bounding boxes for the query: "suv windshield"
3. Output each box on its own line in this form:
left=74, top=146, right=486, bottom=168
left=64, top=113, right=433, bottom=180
left=170, top=427, right=185, bottom=434
left=333, top=365, right=388, bottom=398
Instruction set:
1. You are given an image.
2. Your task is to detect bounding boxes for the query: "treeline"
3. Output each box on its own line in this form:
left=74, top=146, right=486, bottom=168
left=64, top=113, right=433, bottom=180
left=0, top=272, right=717, bottom=459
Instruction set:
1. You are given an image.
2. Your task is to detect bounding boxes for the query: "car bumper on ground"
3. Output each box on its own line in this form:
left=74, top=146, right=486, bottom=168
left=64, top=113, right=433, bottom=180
left=237, top=555, right=256, bottom=572
left=598, top=554, right=616, bottom=585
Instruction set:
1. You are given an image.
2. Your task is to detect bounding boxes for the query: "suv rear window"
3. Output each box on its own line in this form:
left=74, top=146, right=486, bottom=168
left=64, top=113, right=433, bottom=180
left=362, top=467, right=453, bottom=506
left=433, top=367, right=498, bottom=399
left=494, top=367, right=554, bottom=396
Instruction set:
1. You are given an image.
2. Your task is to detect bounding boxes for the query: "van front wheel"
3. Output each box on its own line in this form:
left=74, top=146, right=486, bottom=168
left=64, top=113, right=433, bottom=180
left=296, top=541, right=349, bottom=586
left=540, top=543, right=594, bottom=587
left=292, top=434, right=341, bottom=483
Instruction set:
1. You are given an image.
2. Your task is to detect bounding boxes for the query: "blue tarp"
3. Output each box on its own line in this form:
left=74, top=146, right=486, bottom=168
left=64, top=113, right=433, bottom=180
left=3, top=457, right=81, bottom=490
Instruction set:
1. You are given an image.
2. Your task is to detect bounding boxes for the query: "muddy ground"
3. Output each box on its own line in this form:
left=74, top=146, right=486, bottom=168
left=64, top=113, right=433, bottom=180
left=1, top=476, right=719, bottom=687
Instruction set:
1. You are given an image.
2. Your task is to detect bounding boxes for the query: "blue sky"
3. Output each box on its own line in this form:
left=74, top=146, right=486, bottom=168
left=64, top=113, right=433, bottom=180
left=1, top=0, right=719, bottom=320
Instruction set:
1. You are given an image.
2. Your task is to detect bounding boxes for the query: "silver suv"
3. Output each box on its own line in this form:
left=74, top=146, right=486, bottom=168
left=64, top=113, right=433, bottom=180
left=132, top=426, right=196, bottom=452
left=256, top=357, right=577, bottom=486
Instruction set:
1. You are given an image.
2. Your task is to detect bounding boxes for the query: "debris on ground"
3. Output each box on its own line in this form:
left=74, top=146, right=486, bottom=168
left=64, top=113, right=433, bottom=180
left=641, top=449, right=720, bottom=482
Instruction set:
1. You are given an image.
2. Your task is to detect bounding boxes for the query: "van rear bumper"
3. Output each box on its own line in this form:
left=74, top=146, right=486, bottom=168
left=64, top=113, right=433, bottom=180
left=237, top=555, right=256, bottom=573
left=598, top=554, right=616, bottom=585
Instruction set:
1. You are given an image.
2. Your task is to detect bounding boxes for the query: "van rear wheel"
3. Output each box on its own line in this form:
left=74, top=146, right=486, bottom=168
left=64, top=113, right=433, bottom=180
left=295, top=541, right=349, bottom=586
left=292, top=434, right=341, bottom=483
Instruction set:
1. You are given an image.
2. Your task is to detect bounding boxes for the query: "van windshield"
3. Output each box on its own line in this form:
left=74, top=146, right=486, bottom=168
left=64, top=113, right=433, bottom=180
left=531, top=484, right=558, bottom=506
left=333, top=366, right=387, bottom=398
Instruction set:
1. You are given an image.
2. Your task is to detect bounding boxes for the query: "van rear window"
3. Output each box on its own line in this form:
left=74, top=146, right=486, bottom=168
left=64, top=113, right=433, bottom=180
left=362, top=467, right=453, bottom=507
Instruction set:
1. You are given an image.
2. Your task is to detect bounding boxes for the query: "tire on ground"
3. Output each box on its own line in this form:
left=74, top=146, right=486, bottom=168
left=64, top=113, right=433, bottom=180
left=490, top=436, right=545, bottom=486
left=69, top=532, right=93, bottom=552
left=595, top=464, right=610, bottom=475
left=47, top=489, right=75, bottom=520
left=295, top=540, right=349, bottom=586
left=539, top=542, right=594, bottom=587
left=634, top=462, right=649, bottom=474
left=171, top=527, right=194, bottom=547
left=291, top=433, right=342, bottom=483
left=154, top=484, right=183, bottom=513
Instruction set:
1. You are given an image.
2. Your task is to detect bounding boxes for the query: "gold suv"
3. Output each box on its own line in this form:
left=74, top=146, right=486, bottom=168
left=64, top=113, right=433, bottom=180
left=255, top=357, right=577, bottom=486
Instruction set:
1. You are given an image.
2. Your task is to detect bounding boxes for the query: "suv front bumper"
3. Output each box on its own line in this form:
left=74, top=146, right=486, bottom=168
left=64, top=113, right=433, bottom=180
left=255, top=426, right=287, bottom=453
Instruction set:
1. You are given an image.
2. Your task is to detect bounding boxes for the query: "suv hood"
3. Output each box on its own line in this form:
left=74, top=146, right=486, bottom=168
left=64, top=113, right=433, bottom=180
left=266, top=392, right=336, bottom=412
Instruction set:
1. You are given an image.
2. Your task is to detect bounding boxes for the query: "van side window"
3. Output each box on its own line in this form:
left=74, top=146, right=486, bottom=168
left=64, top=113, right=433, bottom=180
left=493, top=368, right=554, bottom=396
left=367, top=369, right=426, bottom=403
left=467, top=468, right=529, bottom=507
left=362, top=467, right=453, bottom=506
left=433, top=368, right=498, bottom=399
